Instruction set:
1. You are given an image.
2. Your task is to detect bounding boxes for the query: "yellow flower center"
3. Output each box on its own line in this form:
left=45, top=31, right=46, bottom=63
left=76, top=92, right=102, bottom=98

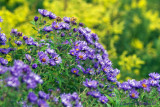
left=142, top=83, right=147, bottom=88
left=103, top=68, right=107, bottom=71
left=55, top=25, right=59, bottom=28
left=131, top=93, right=135, bottom=98
left=54, top=57, right=58, bottom=60
left=89, top=70, right=92, bottom=72
left=73, top=70, right=77, bottom=73
left=79, top=55, right=83, bottom=59
left=42, top=58, right=46, bottom=62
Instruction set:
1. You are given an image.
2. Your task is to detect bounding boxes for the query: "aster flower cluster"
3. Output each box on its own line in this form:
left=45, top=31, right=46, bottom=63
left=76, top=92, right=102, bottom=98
left=3, top=60, right=43, bottom=88
left=26, top=91, right=49, bottom=107
left=116, top=72, right=160, bottom=99
left=38, top=49, right=62, bottom=65
left=0, top=33, right=7, bottom=45
left=1, top=9, right=160, bottom=107
left=60, top=92, right=83, bottom=107
left=0, top=17, right=6, bottom=45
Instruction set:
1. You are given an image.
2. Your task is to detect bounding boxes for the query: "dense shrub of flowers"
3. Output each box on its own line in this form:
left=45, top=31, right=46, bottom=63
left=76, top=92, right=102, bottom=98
left=0, top=9, right=160, bottom=106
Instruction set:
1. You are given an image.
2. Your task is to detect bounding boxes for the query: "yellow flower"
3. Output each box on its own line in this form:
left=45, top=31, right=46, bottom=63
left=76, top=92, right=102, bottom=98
left=131, top=39, right=144, bottom=50
left=134, top=69, right=140, bottom=75
left=5, top=54, right=12, bottom=62
left=116, top=74, right=121, bottom=79
left=125, top=76, right=132, bottom=81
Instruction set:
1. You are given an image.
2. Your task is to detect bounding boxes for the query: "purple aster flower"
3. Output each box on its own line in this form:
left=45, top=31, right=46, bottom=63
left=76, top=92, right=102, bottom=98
left=62, top=40, right=70, bottom=45
left=86, top=68, right=95, bottom=75
left=149, top=72, right=160, bottom=80
left=99, top=83, right=104, bottom=88
left=69, top=49, right=77, bottom=56
left=0, top=65, right=8, bottom=74
left=53, top=97, right=59, bottom=104
left=0, top=17, right=3, bottom=22
left=71, top=68, right=79, bottom=75
left=34, top=16, right=39, bottom=21
left=38, top=9, right=49, bottom=17
left=128, top=79, right=141, bottom=88
left=75, top=102, right=83, bottom=107
left=38, top=91, right=50, bottom=100
left=23, top=36, right=28, bottom=40
left=84, top=36, right=94, bottom=44
left=140, top=79, right=151, bottom=92
left=149, top=78, right=159, bottom=86
left=0, top=48, right=10, bottom=54
left=75, top=46, right=82, bottom=52
left=77, top=52, right=87, bottom=60
left=116, top=82, right=121, bottom=88
left=79, top=23, right=84, bottom=27
left=73, top=28, right=77, bottom=32
left=59, top=22, right=70, bottom=30
left=102, top=66, right=110, bottom=74
left=46, top=48, right=55, bottom=55
left=25, top=54, right=32, bottom=62
left=52, top=54, right=62, bottom=64
left=49, top=12, right=57, bottom=19
left=107, top=76, right=117, bottom=82
left=86, top=91, right=92, bottom=96
left=98, top=96, right=109, bottom=104
left=38, top=52, right=49, bottom=64
left=78, top=27, right=85, bottom=35
left=27, top=72, right=43, bottom=84
left=91, top=91, right=101, bottom=98
left=9, top=66, right=22, bottom=77
left=28, top=92, right=38, bottom=103
left=60, top=93, right=72, bottom=107
left=38, top=99, right=49, bottom=107
left=88, top=53, right=96, bottom=60
left=52, top=21, right=61, bottom=30
left=63, top=17, right=70, bottom=23
left=61, top=32, right=65, bottom=37
left=32, top=63, right=38, bottom=69
left=83, top=79, right=99, bottom=88
left=43, top=26, right=53, bottom=32
left=49, top=59, right=56, bottom=66
left=25, top=37, right=34, bottom=45
left=121, top=82, right=132, bottom=91
left=0, top=58, right=8, bottom=65
left=94, top=42, right=103, bottom=49
left=27, top=81, right=37, bottom=89
left=129, top=89, right=139, bottom=99
left=91, top=33, right=99, bottom=41
left=6, top=76, right=20, bottom=87
left=96, top=54, right=103, bottom=61
left=71, top=92, right=79, bottom=100
left=0, top=33, right=7, bottom=45
left=10, top=29, right=18, bottom=35
left=17, top=32, right=22, bottom=37
left=14, top=60, right=25, bottom=69
left=84, top=27, right=91, bottom=33
left=157, top=86, right=160, bottom=92
left=77, top=65, right=85, bottom=73
left=93, top=62, right=99, bottom=69
left=22, top=64, right=32, bottom=74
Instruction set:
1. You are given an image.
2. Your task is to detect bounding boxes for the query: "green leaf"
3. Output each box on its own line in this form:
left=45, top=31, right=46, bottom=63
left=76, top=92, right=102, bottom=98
left=107, top=103, right=112, bottom=107
left=105, top=94, right=114, bottom=104
left=30, top=21, right=35, bottom=25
